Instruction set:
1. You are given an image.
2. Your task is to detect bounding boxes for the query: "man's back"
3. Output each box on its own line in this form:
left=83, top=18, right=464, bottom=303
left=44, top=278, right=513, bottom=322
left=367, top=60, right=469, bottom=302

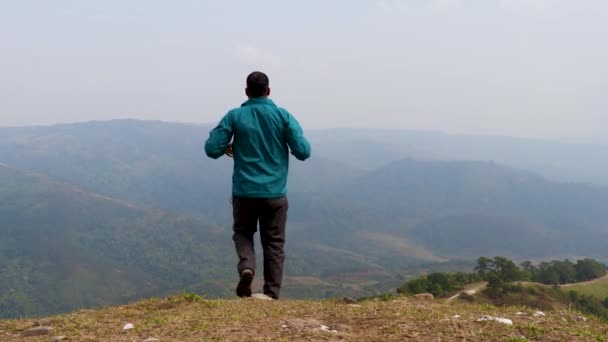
left=204, top=71, right=310, bottom=299
left=205, top=97, right=310, bottom=198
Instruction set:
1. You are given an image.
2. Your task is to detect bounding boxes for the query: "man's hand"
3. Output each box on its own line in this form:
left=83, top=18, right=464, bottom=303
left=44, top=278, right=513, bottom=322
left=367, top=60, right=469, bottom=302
left=226, top=143, right=233, bottom=158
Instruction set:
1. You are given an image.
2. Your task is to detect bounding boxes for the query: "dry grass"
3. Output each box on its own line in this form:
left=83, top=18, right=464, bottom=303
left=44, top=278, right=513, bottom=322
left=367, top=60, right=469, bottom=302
left=1, top=294, right=608, bottom=341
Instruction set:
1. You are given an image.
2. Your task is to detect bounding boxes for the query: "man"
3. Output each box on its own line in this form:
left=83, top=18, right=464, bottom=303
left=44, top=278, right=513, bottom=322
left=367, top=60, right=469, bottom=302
left=204, top=71, right=311, bottom=299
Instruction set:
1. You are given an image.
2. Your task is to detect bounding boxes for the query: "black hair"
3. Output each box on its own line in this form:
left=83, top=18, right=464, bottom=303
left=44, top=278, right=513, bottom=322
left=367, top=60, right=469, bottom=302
left=246, top=71, right=269, bottom=98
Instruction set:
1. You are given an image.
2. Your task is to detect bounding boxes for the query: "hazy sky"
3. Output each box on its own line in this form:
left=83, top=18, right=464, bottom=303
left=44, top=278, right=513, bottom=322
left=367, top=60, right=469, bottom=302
left=1, top=0, right=606, bottom=140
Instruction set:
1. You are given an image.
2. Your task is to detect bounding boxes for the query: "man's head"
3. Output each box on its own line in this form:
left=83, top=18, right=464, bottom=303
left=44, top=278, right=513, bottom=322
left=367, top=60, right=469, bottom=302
left=246, top=71, right=270, bottom=98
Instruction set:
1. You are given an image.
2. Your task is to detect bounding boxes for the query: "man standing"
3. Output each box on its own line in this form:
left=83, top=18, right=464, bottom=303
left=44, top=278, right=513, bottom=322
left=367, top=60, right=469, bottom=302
left=205, top=71, right=311, bottom=299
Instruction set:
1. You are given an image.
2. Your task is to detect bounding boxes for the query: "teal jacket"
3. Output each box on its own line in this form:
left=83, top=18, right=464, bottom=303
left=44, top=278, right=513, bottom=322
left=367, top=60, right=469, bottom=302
left=205, top=98, right=311, bottom=198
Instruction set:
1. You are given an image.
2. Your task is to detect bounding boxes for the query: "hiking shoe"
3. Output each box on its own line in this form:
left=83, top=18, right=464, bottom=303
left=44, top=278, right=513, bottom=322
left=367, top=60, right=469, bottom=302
left=236, top=269, right=254, bottom=297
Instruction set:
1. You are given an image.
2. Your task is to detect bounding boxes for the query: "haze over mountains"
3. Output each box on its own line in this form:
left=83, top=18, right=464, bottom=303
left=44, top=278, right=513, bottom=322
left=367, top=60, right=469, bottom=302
left=1, top=119, right=608, bottom=317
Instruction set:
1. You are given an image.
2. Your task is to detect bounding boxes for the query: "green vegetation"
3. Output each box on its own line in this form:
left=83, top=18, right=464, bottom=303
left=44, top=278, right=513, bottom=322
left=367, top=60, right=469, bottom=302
left=397, top=272, right=481, bottom=297
left=474, top=257, right=608, bottom=320
left=398, top=256, right=608, bottom=321
left=0, top=165, right=234, bottom=318
left=0, top=164, right=418, bottom=318
left=522, top=259, right=607, bottom=285
left=567, top=279, right=608, bottom=300
left=475, top=257, right=530, bottom=285
left=473, top=257, right=607, bottom=289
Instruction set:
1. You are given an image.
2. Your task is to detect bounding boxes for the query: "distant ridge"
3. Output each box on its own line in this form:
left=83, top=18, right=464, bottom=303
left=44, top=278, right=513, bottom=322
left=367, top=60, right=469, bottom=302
left=0, top=162, right=138, bottom=209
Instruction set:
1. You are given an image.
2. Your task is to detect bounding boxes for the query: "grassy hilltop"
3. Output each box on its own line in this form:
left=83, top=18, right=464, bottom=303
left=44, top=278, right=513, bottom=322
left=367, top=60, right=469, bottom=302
left=2, top=294, right=608, bottom=341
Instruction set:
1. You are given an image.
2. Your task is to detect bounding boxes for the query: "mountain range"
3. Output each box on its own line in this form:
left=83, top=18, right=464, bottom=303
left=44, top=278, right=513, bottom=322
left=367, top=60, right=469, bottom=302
left=1, top=119, right=607, bottom=317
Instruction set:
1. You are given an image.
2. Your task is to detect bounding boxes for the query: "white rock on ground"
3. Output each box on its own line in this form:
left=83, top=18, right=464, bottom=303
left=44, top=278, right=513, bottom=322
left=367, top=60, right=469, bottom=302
left=143, top=338, right=160, bottom=342
left=317, top=325, right=338, bottom=333
left=123, top=323, right=135, bottom=331
left=533, top=311, right=546, bottom=317
left=51, top=337, right=68, bottom=342
left=282, top=318, right=344, bottom=334
left=476, top=315, right=513, bottom=325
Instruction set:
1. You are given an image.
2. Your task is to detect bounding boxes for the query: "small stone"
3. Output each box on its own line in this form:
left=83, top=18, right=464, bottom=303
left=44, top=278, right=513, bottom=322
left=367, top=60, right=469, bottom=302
left=21, top=326, right=53, bottom=337
left=143, top=338, right=160, bottom=342
left=51, top=337, right=68, bottom=341
left=122, top=323, right=134, bottom=331
left=533, top=311, right=546, bottom=317
left=452, top=315, right=461, bottom=319
left=317, top=325, right=338, bottom=334
left=413, top=293, right=435, bottom=301
left=342, top=296, right=358, bottom=304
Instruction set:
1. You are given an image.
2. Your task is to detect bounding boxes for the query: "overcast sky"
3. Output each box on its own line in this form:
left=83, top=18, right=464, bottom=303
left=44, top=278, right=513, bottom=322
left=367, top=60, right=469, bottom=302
left=1, top=0, right=606, bottom=140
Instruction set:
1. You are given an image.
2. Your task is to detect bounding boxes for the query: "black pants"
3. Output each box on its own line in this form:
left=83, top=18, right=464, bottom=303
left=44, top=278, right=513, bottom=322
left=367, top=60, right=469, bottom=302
left=232, top=196, right=288, bottom=299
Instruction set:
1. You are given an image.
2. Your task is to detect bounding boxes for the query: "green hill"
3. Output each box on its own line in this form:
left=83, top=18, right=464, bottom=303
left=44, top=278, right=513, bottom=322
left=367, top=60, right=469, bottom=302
left=0, top=164, right=234, bottom=318
left=307, top=159, right=608, bottom=259
left=565, top=276, right=608, bottom=300
left=0, top=164, right=408, bottom=318
left=518, top=275, right=608, bottom=302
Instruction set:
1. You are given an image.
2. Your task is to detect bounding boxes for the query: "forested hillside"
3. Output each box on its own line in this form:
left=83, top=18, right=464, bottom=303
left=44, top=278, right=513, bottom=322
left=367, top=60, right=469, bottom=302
left=2, top=120, right=608, bottom=317
left=0, top=164, right=234, bottom=317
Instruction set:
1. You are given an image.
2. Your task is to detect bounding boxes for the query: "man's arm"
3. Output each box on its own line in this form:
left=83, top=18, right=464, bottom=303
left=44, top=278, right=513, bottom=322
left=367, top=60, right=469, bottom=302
left=205, top=113, right=233, bottom=159
left=285, top=113, right=311, bottom=161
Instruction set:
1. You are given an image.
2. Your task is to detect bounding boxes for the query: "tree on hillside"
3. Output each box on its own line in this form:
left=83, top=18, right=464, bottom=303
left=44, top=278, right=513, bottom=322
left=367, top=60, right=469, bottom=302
left=493, top=257, right=527, bottom=282
left=475, top=256, right=528, bottom=285
left=575, top=259, right=607, bottom=282
left=520, top=261, right=536, bottom=276
left=522, top=258, right=606, bottom=285
left=400, top=277, right=430, bottom=295
left=533, top=260, right=576, bottom=285
left=474, top=257, right=493, bottom=278
left=554, top=260, right=576, bottom=284
left=535, top=262, right=561, bottom=285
